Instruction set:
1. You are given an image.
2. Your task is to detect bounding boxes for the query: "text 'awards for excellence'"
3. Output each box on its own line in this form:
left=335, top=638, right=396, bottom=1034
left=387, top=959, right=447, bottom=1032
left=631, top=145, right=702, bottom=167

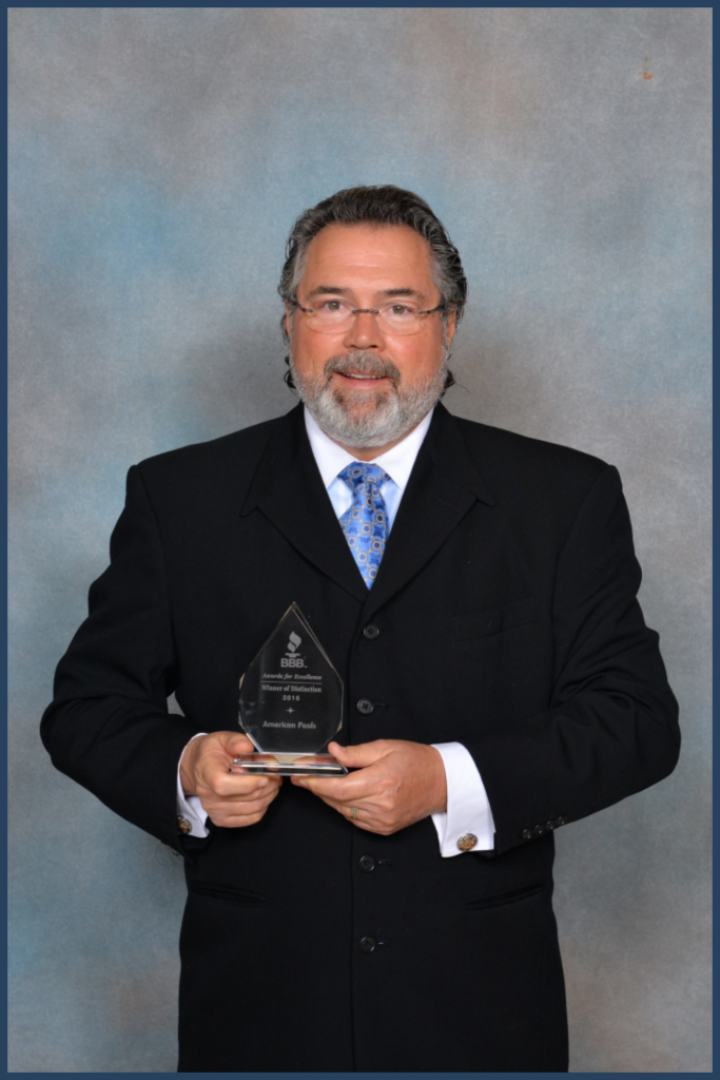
left=230, top=603, right=347, bottom=776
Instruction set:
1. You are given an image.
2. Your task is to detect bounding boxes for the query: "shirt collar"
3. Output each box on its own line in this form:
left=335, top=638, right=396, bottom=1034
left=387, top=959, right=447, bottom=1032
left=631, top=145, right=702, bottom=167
left=304, top=406, right=434, bottom=493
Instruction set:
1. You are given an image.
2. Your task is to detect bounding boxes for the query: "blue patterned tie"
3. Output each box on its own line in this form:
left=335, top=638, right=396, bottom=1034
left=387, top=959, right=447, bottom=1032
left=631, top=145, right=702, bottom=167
left=338, top=462, right=390, bottom=588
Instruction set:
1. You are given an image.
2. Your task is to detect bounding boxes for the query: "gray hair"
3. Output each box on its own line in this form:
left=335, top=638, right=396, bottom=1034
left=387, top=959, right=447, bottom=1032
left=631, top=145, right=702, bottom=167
left=278, top=185, right=467, bottom=392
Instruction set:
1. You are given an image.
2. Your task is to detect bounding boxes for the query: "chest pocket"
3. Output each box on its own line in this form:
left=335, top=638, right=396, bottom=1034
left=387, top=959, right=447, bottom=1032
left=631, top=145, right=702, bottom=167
left=452, top=596, right=536, bottom=642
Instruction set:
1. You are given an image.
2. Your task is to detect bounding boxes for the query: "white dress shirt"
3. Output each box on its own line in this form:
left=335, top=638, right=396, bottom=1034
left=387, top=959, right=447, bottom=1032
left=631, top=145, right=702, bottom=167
left=177, top=406, right=496, bottom=855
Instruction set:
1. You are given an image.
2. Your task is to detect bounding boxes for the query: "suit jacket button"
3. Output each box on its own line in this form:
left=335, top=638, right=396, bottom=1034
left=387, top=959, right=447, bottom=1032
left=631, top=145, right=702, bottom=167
left=359, top=855, right=376, bottom=872
left=533, top=824, right=545, bottom=836
left=457, top=833, right=478, bottom=852
left=357, top=699, right=374, bottom=715
left=521, top=829, right=533, bottom=841
left=360, top=936, right=376, bottom=953
left=363, top=624, right=380, bottom=639
left=545, top=820, right=555, bottom=831
left=554, top=816, right=566, bottom=827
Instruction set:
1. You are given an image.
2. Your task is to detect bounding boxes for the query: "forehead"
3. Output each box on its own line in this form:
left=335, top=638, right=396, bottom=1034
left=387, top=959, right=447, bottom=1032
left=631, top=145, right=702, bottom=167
left=299, top=223, right=435, bottom=293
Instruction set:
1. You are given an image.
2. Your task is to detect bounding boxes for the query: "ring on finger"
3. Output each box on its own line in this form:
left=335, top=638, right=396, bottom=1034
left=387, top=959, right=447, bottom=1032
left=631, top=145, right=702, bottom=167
left=350, top=806, right=359, bottom=821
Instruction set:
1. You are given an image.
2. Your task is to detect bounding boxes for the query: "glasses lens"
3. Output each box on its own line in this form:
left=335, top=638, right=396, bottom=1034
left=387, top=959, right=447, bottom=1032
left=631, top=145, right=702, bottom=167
left=378, top=303, right=423, bottom=334
left=307, top=300, right=352, bottom=332
left=300, top=300, right=440, bottom=335
left=315, top=300, right=350, bottom=323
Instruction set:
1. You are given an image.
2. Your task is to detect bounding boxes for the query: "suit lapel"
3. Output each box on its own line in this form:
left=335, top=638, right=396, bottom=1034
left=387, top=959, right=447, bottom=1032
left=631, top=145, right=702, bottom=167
left=240, top=405, right=368, bottom=602
left=240, top=403, right=495, bottom=611
left=363, top=404, right=496, bottom=618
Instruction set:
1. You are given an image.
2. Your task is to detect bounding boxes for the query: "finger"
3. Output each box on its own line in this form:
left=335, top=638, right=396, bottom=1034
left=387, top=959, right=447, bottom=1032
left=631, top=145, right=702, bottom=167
left=206, top=797, right=277, bottom=822
left=215, top=731, right=256, bottom=757
left=202, top=784, right=281, bottom=821
left=291, top=771, right=376, bottom=803
left=213, top=791, right=281, bottom=826
left=218, top=778, right=283, bottom=804
left=200, top=772, right=282, bottom=799
left=208, top=806, right=270, bottom=828
left=301, top=789, right=374, bottom=823
left=328, top=740, right=389, bottom=769
left=315, top=797, right=390, bottom=835
left=195, top=731, right=255, bottom=762
left=186, top=732, right=256, bottom=789
left=350, top=817, right=392, bottom=835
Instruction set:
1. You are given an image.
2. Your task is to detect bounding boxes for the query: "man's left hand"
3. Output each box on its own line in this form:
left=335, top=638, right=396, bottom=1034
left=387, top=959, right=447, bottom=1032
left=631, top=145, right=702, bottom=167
left=291, top=739, right=447, bottom=835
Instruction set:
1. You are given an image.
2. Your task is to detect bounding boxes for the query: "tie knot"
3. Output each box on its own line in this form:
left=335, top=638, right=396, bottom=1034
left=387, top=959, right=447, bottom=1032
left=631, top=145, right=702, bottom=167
left=339, top=462, right=389, bottom=492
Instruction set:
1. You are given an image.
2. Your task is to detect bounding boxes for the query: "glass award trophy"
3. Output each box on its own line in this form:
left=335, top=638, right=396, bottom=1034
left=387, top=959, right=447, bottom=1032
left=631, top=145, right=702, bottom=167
left=230, top=603, right=347, bottom=776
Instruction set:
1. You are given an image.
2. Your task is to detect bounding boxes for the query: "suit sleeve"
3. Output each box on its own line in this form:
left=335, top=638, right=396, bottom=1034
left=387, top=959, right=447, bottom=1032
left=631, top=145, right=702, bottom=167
left=40, top=465, right=206, bottom=852
left=465, top=464, right=680, bottom=856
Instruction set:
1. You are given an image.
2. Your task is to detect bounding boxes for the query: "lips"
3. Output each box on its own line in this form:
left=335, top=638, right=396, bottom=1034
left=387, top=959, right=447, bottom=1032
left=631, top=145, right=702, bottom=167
left=323, top=351, right=401, bottom=388
left=339, top=372, right=386, bottom=380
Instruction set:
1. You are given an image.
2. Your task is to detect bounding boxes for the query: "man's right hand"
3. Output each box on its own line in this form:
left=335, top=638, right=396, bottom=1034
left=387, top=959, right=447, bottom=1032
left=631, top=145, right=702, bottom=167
left=179, top=732, right=282, bottom=828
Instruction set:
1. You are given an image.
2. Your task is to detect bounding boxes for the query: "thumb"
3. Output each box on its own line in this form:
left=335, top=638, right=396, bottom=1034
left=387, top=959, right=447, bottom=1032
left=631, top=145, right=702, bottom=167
left=218, top=731, right=255, bottom=757
left=328, top=740, right=383, bottom=769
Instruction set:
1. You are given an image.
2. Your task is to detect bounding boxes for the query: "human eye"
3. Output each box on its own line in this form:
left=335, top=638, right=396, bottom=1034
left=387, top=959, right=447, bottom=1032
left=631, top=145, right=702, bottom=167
left=382, top=301, right=419, bottom=321
left=317, top=298, right=349, bottom=314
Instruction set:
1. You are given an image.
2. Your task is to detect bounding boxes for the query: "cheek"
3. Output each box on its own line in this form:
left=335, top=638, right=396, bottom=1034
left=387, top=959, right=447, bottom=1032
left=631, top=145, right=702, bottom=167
left=397, top=341, right=444, bottom=379
left=292, top=330, right=331, bottom=373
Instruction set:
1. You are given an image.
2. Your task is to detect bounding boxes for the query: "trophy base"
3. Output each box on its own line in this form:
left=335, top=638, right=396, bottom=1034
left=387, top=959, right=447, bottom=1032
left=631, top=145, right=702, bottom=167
left=229, top=753, right=347, bottom=777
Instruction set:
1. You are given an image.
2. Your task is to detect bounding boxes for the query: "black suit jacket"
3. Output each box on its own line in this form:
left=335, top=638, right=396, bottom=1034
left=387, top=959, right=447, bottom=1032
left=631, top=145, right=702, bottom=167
left=41, top=403, right=679, bottom=1072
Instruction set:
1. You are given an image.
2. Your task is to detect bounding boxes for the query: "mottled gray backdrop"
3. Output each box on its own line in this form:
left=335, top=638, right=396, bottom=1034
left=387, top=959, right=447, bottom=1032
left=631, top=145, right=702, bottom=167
left=8, top=8, right=711, bottom=1073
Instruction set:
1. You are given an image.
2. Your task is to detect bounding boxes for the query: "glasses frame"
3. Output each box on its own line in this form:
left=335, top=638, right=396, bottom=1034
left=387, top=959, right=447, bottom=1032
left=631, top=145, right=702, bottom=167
left=289, top=298, right=447, bottom=334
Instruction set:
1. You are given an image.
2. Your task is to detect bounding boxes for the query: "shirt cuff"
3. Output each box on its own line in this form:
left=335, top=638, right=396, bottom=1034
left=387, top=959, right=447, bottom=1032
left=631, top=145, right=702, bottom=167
left=176, top=733, right=210, bottom=838
left=430, top=742, right=496, bottom=856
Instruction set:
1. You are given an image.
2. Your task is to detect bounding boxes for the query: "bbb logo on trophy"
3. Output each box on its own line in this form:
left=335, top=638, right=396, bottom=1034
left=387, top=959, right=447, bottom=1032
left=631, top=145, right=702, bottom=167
left=281, top=632, right=305, bottom=668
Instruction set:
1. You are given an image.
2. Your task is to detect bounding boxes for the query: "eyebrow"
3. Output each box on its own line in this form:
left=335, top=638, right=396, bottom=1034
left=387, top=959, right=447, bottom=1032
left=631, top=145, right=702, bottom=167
left=305, top=285, right=426, bottom=300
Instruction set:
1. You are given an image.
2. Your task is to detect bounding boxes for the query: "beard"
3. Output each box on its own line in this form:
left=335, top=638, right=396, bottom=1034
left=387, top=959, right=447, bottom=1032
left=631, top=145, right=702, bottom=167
left=289, top=348, right=449, bottom=449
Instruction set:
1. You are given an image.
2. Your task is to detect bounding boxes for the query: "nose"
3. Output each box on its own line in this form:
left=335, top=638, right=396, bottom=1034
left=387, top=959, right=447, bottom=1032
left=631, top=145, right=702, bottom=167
left=342, top=309, right=386, bottom=351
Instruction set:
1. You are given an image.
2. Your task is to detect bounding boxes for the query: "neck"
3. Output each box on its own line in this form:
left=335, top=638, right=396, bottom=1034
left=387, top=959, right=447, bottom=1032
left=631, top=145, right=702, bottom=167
left=331, top=418, right=424, bottom=461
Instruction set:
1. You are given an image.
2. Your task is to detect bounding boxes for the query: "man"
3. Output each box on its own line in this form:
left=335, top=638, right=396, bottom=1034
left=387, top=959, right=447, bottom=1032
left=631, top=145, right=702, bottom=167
left=41, top=185, right=680, bottom=1072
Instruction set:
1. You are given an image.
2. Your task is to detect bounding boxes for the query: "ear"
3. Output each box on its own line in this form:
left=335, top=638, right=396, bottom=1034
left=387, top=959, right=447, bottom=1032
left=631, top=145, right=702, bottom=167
left=445, top=308, right=457, bottom=348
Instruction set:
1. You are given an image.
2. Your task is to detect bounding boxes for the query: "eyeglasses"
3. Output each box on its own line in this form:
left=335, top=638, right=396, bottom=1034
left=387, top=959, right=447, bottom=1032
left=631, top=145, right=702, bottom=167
left=289, top=297, right=447, bottom=336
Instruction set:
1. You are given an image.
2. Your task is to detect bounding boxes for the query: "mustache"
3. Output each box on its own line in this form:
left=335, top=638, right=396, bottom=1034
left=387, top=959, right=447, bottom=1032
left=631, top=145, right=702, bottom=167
left=323, top=352, right=401, bottom=383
